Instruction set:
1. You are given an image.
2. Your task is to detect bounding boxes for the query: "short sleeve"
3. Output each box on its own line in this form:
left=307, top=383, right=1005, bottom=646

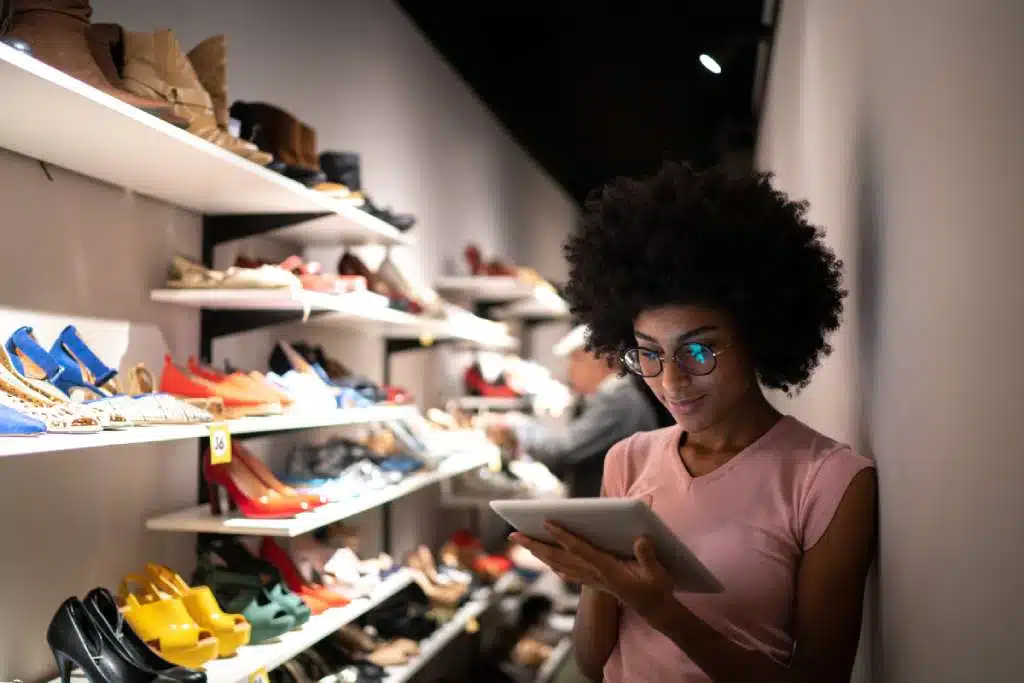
left=800, top=447, right=875, bottom=550
left=599, top=436, right=632, bottom=498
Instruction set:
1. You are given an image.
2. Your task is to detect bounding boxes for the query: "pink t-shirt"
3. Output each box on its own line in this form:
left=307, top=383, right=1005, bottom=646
left=601, top=415, right=874, bottom=683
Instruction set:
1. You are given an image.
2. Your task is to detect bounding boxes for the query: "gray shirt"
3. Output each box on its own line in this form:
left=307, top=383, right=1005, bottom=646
left=512, top=374, right=660, bottom=470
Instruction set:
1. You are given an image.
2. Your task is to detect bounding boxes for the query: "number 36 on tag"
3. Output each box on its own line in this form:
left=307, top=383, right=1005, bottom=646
left=208, top=422, right=232, bottom=464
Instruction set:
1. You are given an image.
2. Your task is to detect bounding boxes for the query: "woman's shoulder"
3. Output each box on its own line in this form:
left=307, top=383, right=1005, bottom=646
left=602, top=426, right=681, bottom=493
left=770, top=416, right=874, bottom=472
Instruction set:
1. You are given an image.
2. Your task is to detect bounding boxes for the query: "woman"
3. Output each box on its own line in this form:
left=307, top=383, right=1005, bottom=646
left=512, top=163, right=877, bottom=683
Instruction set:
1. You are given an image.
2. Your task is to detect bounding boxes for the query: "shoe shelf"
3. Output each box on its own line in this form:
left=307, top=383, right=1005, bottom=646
left=449, top=395, right=530, bottom=411
left=145, top=450, right=493, bottom=537
left=434, top=276, right=539, bottom=302
left=47, top=569, right=417, bottom=683
left=150, top=288, right=518, bottom=349
left=0, top=43, right=408, bottom=247
left=535, top=636, right=574, bottom=683
left=384, top=590, right=493, bottom=683
left=0, top=404, right=419, bottom=459
left=489, top=295, right=570, bottom=321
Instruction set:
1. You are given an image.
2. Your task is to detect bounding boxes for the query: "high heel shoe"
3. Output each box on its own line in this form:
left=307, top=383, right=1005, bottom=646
left=4, top=327, right=128, bottom=429
left=203, top=449, right=310, bottom=518
left=47, top=596, right=171, bottom=683
left=118, top=576, right=219, bottom=669
left=233, top=442, right=327, bottom=509
left=81, top=588, right=206, bottom=683
left=196, top=535, right=312, bottom=625
left=191, top=558, right=299, bottom=642
left=260, top=538, right=350, bottom=609
left=142, top=563, right=251, bottom=658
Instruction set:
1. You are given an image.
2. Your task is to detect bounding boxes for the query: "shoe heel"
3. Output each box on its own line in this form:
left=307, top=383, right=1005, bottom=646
left=53, top=650, right=75, bottom=683
left=208, top=481, right=223, bottom=516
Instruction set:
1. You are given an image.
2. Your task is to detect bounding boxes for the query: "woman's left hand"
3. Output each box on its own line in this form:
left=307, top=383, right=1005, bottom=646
left=511, top=523, right=674, bottom=617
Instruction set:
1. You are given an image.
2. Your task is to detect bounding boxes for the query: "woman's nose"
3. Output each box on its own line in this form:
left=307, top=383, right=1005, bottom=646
left=661, top=356, right=693, bottom=393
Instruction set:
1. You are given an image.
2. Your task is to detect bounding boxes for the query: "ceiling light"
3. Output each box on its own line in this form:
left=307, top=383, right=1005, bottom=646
left=699, top=53, right=723, bottom=74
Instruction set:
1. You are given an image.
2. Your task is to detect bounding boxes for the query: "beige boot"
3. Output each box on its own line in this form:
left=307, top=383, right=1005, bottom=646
left=187, top=35, right=272, bottom=165
left=121, top=29, right=271, bottom=165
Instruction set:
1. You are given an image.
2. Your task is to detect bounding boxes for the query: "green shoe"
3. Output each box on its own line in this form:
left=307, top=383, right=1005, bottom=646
left=193, top=562, right=296, bottom=643
left=267, top=581, right=312, bottom=627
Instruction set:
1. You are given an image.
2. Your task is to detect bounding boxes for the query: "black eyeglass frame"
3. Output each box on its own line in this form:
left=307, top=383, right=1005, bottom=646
left=621, top=342, right=732, bottom=378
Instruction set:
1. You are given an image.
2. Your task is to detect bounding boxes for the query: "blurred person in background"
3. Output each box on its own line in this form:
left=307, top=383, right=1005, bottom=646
left=487, top=324, right=661, bottom=497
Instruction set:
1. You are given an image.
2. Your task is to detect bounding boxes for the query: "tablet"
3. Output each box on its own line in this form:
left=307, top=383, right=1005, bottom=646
left=490, top=497, right=723, bottom=593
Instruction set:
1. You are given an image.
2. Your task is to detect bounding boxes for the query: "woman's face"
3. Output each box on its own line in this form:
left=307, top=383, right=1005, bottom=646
left=632, top=305, right=758, bottom=433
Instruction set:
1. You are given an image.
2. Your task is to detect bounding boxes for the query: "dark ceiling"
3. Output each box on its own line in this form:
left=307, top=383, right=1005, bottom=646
left=397, top=0, right=772, bottom=204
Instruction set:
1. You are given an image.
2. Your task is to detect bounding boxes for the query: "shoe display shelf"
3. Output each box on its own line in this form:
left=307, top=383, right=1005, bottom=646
left=48, top=568, right=416, bottom=683
left=149, top=289, right=518, bottom=352
left=0, top=404, right=419, bottom=459
left=146, top=448, right=494, bottom=537
left=435, top=276, right=569, bottom=321
left=449, top=395, right=530, bottom=412
left=0, top=42, right=408, bottom=248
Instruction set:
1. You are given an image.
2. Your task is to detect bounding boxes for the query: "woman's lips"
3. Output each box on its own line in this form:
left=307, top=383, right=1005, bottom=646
left=666, top=394, right=707, bottom=416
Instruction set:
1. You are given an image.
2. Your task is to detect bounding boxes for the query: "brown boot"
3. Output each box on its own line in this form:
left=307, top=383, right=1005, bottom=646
left=3, top=0, right=181, bottom=123
left=120, top=28, right=270, bottom=164
left=298, top=122, right=320, bottom=171
left=231, top=101, right=301, bottom=165
left=186, top=34, right=272, bottom=165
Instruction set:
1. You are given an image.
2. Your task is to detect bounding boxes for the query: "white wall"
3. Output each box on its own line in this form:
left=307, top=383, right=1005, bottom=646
left=0, top=1, right=575, bottom=679
left=759, top=1, right=1024, bottom=681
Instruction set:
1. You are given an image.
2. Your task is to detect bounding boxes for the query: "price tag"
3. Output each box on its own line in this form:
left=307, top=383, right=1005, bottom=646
left=208, top=422, right=232, bottom=464
left=248, top=668, right=269, bottom=683
left=465, top=616, right=480, bottom=634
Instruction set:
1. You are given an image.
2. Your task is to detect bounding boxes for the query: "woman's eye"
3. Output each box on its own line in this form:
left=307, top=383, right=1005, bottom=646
left=639, top=349, right=660, bottom=360
left=683, top=343, right=710, bottom=362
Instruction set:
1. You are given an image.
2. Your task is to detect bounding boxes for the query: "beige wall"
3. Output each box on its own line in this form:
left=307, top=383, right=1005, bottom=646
left=759, top=0, right=1024, bottom=681
left=0, top=1, right=575, bottom=679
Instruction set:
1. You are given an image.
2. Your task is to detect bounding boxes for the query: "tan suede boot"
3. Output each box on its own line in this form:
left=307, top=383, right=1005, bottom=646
left=4, top=0, right=182, bottom=123
left=121, top=28, right=271, bottom=165
left=186, top=34, right=272, bottom=165
left=298, top=122, right=320, bottom=172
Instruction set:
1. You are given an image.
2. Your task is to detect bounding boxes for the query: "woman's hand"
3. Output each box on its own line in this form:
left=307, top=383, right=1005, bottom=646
left=511, top=523, right=674, bottom=618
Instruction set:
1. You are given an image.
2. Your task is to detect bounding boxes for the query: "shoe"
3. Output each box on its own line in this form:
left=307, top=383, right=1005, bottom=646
left=260, top=538, right=351, bottom=609
left=118, top=577, right=219, bottom=669
left=186, top=34, right=272, bottom=165
left=232, top=442, right=327, bottom=509
left=5, top=327, right=129, bottom=429
left=191, top=559, right=298, bottom=643
left=161, top=355, right=281, bottom=418
left=187, top=356, right=293, bottom=407
left=47, top=595, right=180, bottom=683
left=119, top=29, right=271, bottom=163
left=0, top=339, right=102, bottom=433
left=196, top=535, right=312, bottom=626
left=203, top=447, right=310, bottom=518
left=3, top=0, right=183, bottom=125
left=230, top=101, right=326, bottom=185
left=463, top=362, right=520, bottom=399
left=316, top=151, right=364, bottom=202
left=143, top=563, right=251, bottom=658
left=82, top=587, right=206, bottom=683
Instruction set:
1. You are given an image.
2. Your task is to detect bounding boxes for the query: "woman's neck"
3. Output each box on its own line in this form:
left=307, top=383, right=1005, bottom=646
left=685, top=389, right=782, bottom=457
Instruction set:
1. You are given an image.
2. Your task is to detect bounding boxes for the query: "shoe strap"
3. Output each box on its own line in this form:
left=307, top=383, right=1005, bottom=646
left=6, top=327, right=63, bottom=381
left=55, top=326, right=118, bottom=387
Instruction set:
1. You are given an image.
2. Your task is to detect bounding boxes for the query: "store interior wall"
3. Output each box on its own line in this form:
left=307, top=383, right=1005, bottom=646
left=758, top=0, right=1024, bottom=681
left=0, top=1, right=576, bottom=679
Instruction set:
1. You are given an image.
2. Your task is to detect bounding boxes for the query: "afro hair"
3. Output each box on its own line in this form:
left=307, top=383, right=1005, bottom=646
left=563, top=162, right=846, bottom=394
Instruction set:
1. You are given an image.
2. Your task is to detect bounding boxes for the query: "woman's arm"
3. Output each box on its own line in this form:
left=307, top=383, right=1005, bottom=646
left=573, top=586, right=620, bottom=680
left=639, top=468, right=878, bottom=683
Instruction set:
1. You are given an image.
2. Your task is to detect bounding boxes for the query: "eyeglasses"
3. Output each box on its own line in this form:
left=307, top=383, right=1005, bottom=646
left=622, top=342, right=730, bottom=378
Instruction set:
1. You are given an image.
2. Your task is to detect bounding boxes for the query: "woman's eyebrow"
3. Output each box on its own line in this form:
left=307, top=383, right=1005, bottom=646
left=634, top=325, right=718, bottom=346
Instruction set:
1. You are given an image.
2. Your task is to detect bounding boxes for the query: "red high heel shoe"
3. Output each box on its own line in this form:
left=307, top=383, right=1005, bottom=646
left=232, top=443, right=327, bottom=510
left=259, top=538, right=350, bottom=609
left=203, top=451, right=309, bottom=519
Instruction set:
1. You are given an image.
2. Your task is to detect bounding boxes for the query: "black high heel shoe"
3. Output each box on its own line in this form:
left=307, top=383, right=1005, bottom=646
left=82, top=588, right=206, bottom=683
left=47, top=596, right=162, bottom=683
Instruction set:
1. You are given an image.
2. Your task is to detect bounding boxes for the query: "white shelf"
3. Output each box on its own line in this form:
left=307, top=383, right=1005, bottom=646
left=0, top=405, right=419, bottom=459
left=146, top=451, right=492, bottom=537
left=384, top=593, right=492, bottom=683
left=490, top=296, right=570, bottom=321
left=449, top=396, right=529, bottom=411
left=0, top=43, right=408, bottom=246
left=434, top=276, right=537, bottom=302
left=536, top=636, right=574, bottom=683
left=50, top=570, right=417, bottom=683
left=205, top=569, right=415, bottom=683
left=150, top=288, right=517, bottom=349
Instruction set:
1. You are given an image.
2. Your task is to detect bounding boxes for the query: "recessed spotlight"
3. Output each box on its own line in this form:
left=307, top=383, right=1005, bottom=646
left=699, top=53, right=723, bottom=74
